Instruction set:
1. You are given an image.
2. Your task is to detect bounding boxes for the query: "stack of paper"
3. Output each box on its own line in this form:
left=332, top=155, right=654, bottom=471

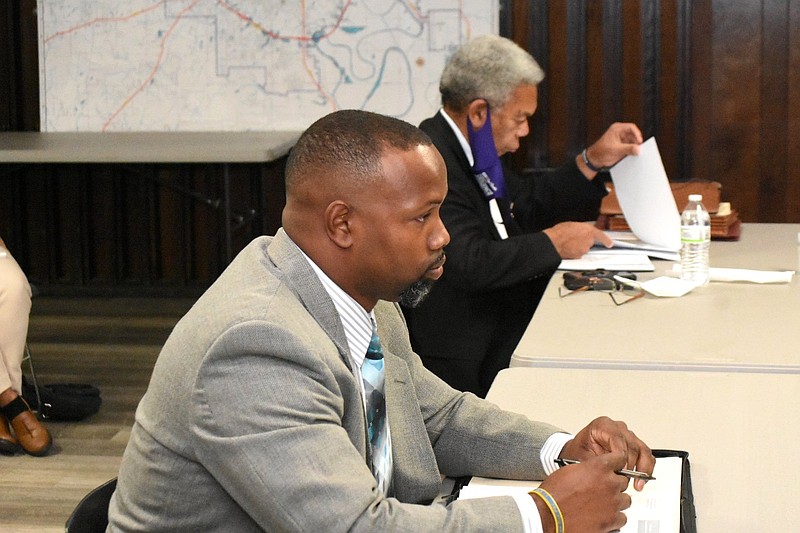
left=558, top=250, right=655, bottom=272
left=604, top=231, right=680, bottom=261
left=709, top=202, right=741, bottom=240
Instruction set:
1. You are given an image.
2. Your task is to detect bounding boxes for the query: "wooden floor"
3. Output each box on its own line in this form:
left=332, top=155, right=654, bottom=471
left=0, top=297, right=195, bottom=533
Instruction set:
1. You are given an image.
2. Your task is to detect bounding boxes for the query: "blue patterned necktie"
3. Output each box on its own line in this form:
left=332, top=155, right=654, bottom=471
left=362, top=320, right=393, bottom=495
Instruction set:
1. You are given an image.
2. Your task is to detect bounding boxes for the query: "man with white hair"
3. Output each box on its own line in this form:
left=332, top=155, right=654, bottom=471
left=404, top=35, right=643, bottom=397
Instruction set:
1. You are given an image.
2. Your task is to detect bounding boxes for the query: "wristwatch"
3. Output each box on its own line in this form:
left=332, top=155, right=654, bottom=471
left=581, top=148, right=607, bottom=172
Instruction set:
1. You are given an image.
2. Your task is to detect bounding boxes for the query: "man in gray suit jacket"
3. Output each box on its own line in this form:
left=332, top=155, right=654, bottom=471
left=107, top=110, right=653, bottom=532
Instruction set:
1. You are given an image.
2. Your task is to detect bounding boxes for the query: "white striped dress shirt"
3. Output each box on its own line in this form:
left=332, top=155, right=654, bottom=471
left=297, top=242, right=569, bottom=529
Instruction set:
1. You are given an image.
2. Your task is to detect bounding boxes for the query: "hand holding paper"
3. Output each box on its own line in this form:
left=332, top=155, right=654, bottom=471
left=582, top=123, right=644, bottom=171
left=560, top=137, right=683, bottom=271
left=609, top=137, right=681, bottom=251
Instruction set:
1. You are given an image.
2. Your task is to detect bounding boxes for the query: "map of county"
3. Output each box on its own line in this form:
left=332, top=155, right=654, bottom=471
left=38, top=0, right=498, bottom=132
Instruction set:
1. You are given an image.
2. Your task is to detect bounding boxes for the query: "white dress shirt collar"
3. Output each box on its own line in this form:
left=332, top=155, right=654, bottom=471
left=298, top=249, right=372, bottom=367
left=439, top=108, right=474, bottom=167
left=438, top=108, right=509, bottom=239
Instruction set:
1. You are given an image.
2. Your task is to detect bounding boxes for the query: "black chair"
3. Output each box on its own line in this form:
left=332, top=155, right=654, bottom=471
left=22, top=284, right=43, bottom=416
left=64, top=478, right=117, bottom=533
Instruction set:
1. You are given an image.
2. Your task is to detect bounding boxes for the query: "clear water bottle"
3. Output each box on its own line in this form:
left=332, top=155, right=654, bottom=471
left=680, top=194, right=711, bottom=285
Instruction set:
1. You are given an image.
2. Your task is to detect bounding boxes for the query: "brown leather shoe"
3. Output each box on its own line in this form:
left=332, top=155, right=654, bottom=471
left=1, top=396, right=52, bottom=457
left=0, top=413, right=19, bottom=455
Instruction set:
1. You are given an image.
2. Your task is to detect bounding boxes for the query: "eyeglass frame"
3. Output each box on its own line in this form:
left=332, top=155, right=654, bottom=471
left=559, top=269, right=644, bottom=305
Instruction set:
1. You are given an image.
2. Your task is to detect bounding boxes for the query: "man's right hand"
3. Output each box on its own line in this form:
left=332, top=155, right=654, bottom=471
left=533, top=453, right=631, bottom=533
left=542, top=222, right=613, bottom=259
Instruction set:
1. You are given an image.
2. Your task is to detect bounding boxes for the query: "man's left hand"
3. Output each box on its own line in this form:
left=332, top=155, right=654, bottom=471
left=579, top=123, right=644, bottom=177
left=559, top=416, right=655, bottom=491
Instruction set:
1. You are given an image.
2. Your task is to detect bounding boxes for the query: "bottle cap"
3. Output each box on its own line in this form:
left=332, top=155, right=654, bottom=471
left=688, top=194, right=703, bottom=201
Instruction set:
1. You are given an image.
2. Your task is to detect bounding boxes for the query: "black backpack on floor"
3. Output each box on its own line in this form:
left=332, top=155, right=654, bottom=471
left=22, top=377, right=102, bottom=421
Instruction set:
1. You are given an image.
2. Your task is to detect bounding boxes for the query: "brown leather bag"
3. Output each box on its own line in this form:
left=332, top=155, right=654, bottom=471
left=601, top=180, right=722, bottom=214
left=598, top=180, right=740, bottom=240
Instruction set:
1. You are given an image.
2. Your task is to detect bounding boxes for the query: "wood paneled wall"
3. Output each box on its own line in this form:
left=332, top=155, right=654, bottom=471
left=0, top=160, right=286, bottom=295
left=0, top=0, right=38, bottom=131
left=499, top=0, right=800, bottom=224
left=2, top=0, right=799, bottom=295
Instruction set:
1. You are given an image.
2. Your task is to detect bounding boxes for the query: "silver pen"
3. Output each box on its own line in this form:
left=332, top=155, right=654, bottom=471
left=554, top=458, right=656, bottom=481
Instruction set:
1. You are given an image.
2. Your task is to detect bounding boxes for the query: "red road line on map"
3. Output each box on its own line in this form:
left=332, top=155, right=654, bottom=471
left=217, top=0, right=351, bottom=43
left=216, top=0, right=353, bottom=111
left=44, top=0, right=166, bottom=43
left=216, top=0, right=285, bottom=39
left=298, top=0, right=336, bottom=111
left=404, top=1, right=428, bottom=24
left=460, top=0, right=473, bottom=40
left=102, top=0, right=202, bottom=131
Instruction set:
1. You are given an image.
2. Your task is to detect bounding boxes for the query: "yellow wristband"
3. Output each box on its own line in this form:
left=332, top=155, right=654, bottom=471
left=529, top=487, right=565, bottom=533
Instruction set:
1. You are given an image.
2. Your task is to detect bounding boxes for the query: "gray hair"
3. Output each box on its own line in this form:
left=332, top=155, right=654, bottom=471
left=439, top=34, right=545, bottom=111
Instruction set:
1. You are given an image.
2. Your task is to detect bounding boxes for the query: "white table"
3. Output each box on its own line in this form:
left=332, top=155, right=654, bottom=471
left=486, top=366, right=800, bottom=532
left=511, top=223, right=800, bottom=374
left=0, top=131, right=301, bottom=261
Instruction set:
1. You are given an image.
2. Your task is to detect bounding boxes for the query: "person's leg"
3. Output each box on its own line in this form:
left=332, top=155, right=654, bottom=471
left=0, top=244, right=31, bottom=394
left=0, top=244, right=51, bottom=456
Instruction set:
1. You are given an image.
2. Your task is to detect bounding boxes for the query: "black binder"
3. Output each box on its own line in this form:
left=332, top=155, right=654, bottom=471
left=653, top=449, right=697, bottom=533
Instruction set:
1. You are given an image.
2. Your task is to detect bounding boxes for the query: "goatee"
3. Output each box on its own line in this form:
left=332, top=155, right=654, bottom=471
left=398, top=279, right=435, bottom=308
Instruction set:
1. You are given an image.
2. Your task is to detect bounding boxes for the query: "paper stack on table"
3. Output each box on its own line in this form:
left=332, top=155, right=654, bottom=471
left=459, top=456, right=683, bottom=533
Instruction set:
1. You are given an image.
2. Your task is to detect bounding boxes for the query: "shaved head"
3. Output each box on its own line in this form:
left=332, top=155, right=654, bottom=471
left=285, top=110, right=433, bottom=200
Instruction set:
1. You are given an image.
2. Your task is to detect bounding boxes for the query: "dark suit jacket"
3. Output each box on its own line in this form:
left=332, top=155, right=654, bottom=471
left=403, top=111, right=607, bottom=396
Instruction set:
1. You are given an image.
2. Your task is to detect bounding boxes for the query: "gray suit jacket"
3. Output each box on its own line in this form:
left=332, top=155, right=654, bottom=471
left=107, top=230, right=562, bottom=532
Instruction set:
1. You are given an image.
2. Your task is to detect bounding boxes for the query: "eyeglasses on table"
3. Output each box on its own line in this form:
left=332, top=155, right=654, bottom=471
left=558, top=270, right=645, bottom=306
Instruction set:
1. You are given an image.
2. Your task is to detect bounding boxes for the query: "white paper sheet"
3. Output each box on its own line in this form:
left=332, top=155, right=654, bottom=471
left=609, top=138, right=681, bottom=251
left=615, top=275, right=697, bottom=297
left=671, top=264, right=795, bottom=283
left=460, top=456, right=683, bottom=533
left=559, top=250, right=655, bottom=272
left=605, top=231, right=681, bottom=261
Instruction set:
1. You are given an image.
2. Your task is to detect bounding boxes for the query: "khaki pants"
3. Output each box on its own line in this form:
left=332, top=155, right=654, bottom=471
left=0, top=244, right=32, bottom=394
